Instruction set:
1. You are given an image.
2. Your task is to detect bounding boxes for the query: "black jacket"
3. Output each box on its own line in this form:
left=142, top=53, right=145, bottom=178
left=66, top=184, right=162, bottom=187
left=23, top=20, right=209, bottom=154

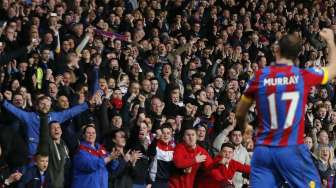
left=109, top=156, right=133, bottom=188
left=127, top=138, right=150, bottom=185
left=148, top=139, right=174, bottom=183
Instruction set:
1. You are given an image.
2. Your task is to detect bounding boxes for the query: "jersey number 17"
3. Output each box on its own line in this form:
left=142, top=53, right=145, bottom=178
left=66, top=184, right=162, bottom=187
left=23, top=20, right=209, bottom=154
left=267, top=91, right=299, bottom=129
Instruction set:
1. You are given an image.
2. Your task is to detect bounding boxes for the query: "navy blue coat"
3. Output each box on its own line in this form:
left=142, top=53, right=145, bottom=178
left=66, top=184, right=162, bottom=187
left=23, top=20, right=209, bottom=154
left=17, top=165, right=51, bottom=188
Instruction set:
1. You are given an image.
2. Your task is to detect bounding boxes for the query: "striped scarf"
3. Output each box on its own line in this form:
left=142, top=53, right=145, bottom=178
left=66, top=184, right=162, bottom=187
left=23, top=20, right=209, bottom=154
left=94, top=29, right=129, bottom=41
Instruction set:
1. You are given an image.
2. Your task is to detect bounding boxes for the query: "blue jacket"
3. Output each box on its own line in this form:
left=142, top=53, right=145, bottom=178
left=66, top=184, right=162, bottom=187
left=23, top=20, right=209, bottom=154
left=71, top=141, right=113, bottom=188
left=2, top=100, right=89, bottom=157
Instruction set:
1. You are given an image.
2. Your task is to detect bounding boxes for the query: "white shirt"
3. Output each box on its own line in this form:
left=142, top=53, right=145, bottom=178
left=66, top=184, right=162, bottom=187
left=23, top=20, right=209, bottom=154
left=233, top=144, right=250, bottom=188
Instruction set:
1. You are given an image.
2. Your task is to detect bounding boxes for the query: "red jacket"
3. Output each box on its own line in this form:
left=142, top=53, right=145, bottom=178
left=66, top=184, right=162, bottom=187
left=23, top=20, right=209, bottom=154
left=198, top=156, right=250, bottom=188
left=169, top=143, right=213, bottom=188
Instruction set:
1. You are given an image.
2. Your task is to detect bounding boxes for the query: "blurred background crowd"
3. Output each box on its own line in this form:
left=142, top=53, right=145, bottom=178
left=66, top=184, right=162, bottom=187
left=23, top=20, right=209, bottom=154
left=0, top=0, right=336, bottom=187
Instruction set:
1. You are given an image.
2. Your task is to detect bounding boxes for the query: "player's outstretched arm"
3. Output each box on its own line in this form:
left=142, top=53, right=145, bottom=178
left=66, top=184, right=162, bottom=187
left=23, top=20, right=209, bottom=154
left=320, top=28, right=336, bottom=81
left=235, top=96, right=253, bottom=132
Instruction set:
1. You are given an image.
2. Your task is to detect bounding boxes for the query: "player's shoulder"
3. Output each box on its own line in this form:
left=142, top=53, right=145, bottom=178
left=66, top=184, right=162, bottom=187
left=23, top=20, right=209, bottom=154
left=264, top=65, right=305, bottom=77
left=304, top=67, right=324, bottom=75
left=268, top=64, right=299, bottom=71
left=247, top=68, right=269, bottom=84
left=254, top=67, right=269, bottom=77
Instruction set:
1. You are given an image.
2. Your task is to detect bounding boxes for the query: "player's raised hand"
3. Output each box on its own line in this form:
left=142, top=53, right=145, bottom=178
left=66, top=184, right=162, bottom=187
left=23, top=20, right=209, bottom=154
left=319, top=28, right=335, bottom=45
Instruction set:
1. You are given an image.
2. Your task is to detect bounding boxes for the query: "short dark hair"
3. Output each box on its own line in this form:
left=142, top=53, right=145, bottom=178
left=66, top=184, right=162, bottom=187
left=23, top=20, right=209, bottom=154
left=48, top=121, right=60, bottom=126
left=278, top=34, right=302, bottom=61
left=221, top=142, right=235, bottom=150
left=160, top=123, right=173, bottom=131
left=111, top=129, right=127, bottom=140
left=37, top=95, right=50, bottom=103
left=12, top=92, right=23, bottom=98
left=229, top=128, right=242, bottom=137
left=195, top=123, right=207, bottom=130
left=35, top=153, right=49, bottom=159
left=181, top=120, right=196, bottom=136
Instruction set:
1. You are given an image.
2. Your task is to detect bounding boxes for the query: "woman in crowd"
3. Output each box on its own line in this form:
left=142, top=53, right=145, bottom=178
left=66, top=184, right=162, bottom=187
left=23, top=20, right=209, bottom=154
left=315, top=144, right=336, bottom=187
left=105, top=129, right=133, bottom=188
left=128, top=121, right=151, bottom=188
left=71, top=125, right=119, bottom=188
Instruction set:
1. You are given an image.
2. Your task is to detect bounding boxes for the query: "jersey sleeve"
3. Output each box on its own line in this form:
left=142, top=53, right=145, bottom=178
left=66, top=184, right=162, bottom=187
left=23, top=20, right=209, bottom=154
left=242, top=74, right=259, bottom=102
left=304, top=67, right=329, bottom=86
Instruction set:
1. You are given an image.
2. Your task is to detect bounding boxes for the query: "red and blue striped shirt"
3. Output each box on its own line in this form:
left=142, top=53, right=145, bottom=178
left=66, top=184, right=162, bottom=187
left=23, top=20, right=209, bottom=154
left=243, top=64, right=328, bottom=146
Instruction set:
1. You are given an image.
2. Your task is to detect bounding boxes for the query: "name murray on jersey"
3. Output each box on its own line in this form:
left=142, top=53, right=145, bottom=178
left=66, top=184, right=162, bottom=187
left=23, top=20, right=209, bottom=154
left=263, top=75, right=299, bottom=86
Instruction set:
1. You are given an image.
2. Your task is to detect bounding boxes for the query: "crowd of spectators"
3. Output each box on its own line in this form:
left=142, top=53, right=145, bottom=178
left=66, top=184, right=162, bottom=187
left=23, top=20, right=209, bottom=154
left=0, top=0, right=335, bottom=187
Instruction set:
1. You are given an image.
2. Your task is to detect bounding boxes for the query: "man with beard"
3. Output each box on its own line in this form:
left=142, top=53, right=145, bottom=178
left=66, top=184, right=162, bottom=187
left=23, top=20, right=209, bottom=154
left=229, top=129, right=250, bottom=188
left=0, top=95, right=89, bottom=159
left=48, top=82, right=59, bottom=105
left=106, top=58, right=122, bottom=80
left=141, top=79, right=152, bottom=99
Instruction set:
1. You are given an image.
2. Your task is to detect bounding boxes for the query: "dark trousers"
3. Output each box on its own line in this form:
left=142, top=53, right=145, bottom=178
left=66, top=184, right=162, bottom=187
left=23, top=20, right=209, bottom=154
left=152, top=181, right=168, bottom=188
